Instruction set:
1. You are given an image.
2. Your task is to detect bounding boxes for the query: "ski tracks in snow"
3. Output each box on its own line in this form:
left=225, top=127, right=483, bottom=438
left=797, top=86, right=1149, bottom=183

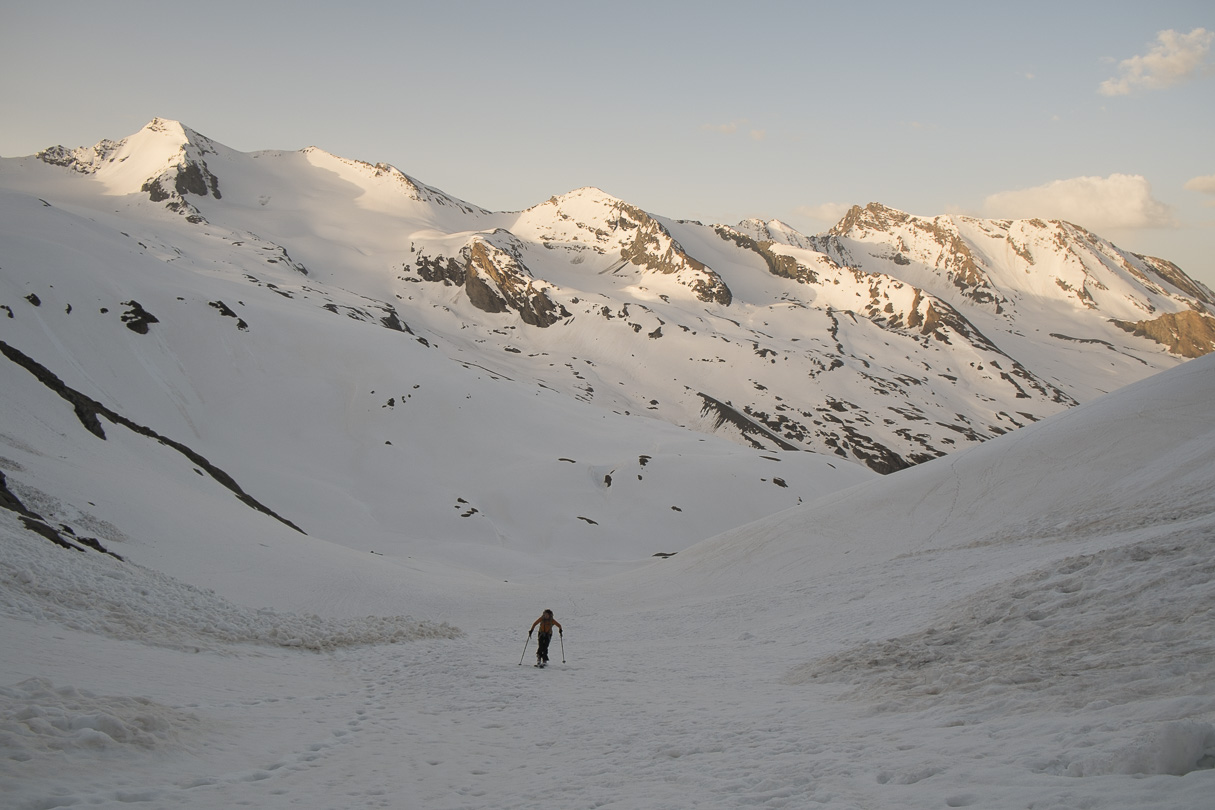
left=74, top=618, right=885, bottom=810
left=292, top=610, right=908, bottom=810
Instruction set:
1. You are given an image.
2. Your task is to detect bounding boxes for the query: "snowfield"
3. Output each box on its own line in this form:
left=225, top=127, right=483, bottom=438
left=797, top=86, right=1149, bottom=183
left=2, top=119, right=1213, bottom=809
left=2, top=355, right=1213, bottom=809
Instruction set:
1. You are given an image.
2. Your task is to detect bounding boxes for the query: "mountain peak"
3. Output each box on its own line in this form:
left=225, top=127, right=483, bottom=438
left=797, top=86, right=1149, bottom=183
left=141, top=117, right=192, bottom=142
left=829, top=202, right=914, bottom=235
left=533, top=186, right=624, bottom=211
left=37, top=117, right=215, bottom=182
left=121, top=118, right=220, bottom=165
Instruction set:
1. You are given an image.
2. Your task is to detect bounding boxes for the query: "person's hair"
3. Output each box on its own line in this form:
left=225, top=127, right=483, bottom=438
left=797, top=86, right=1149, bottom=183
left=544, top=609, right=553, bottom=616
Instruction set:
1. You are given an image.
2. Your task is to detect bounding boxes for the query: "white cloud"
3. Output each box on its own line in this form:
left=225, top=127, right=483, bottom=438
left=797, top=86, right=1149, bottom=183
left=1184, top=174, right=1215, bottom=194
left=795, top=202, right=852, bottom=224
left=1099, top=28, right=1214, bottom=96
left=1186, top=174, right=1215, bottom=207
left=982, top=174, right=1175, bottom=230
left=749, top=129, right=766, bottom=141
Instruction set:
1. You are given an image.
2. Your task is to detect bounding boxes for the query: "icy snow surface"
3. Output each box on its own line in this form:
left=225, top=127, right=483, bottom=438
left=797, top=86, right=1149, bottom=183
left=2, top=356, right=1213, bottom=809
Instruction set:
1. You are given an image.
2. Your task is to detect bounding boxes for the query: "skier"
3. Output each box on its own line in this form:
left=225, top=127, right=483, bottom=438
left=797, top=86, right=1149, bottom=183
left=529, top=609, right=562, bottom=667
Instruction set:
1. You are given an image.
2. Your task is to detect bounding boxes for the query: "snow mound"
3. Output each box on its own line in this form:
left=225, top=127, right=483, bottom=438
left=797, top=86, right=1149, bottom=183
left=1061, top=720, right=1215, bottom=777
left=0, top=677, right=196, bottom=757
left=0, top=518, right=462, bottom=652
left=789, top=529, right=1215, bottom=777
left=790, top=530, right=1215, bottom=710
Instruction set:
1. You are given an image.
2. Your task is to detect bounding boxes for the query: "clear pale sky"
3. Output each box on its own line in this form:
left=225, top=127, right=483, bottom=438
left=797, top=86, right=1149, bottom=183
left=3, top=0, right=1213, bottom=286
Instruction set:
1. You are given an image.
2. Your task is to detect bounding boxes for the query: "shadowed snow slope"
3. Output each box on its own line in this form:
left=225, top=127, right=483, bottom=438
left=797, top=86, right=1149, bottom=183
left=645, top=351, right=1215, bottom=596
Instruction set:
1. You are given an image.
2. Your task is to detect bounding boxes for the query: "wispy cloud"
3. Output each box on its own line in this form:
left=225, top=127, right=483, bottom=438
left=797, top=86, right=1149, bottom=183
left=1185, top=174, right=1215, bottom=206
left=702, top=120, right=746, bottom=135
left=1099, top=28, right=1214, bottom=96
left=983, top=174, right=1175, bottom=230
left=702, top=120, right=766, bottom=141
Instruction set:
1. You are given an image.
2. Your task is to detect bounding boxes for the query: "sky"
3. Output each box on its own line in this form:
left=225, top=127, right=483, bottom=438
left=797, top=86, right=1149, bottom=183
left=2, top=0, right=1213, bottom=286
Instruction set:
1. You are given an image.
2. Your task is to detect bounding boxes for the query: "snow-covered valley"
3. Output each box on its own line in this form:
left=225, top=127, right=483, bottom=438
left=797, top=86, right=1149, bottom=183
left=1, top=120, right=1213, bottom=809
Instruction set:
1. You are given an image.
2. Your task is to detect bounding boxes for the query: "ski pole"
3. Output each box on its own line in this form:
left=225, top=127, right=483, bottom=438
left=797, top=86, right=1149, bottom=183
left=518, top=632, right=532, bottom=665
left=559, top=631, right=565, bottom=664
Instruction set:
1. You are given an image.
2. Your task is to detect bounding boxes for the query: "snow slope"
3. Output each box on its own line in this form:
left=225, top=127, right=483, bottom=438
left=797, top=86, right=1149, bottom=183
left=2, top=353, right=1212, bottom=809
left=1, top=118, right=1213, bottom=809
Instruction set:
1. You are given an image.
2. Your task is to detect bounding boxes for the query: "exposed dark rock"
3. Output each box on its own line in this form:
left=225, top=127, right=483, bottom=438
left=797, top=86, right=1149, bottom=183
left=415, top=252, right=464, bottom=286
left=377, top=305, right=414, bottom=334
left=463, top=239, right=571, bottom=327
left=1135, top=255, right=1214, bottom=305
left=612, top=202, right=731, bottom=305
left=209, top=300, right=238, bottom=318
left=0, top=470, right=123, bottom=559
left=1111, top=310, right=1215, bottom=358
left=141, top=178, right=170, bottom=202
left=174, top=160, right=221, bottom=198
left=210, top=300, right=249, bottom=330
left=698, top=393, right=801, bottom=452
left=718, top=227, right=825, bottom=286
left=464, top=266, right=510, bottom=314
left=120, top=300, right=159, bottom=334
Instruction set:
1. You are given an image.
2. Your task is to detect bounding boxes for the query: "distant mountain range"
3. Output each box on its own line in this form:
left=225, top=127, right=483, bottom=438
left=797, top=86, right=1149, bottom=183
left=1, top=118, right=1212, bottom=563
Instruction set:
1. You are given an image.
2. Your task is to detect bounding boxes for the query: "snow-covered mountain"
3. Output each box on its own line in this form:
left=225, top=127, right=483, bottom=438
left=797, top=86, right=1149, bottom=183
left=2, top=119, right=1213, bottom=809
left=3, top=117, right=1213, bottom=576
left=5, top=119, right=1211, bottom=483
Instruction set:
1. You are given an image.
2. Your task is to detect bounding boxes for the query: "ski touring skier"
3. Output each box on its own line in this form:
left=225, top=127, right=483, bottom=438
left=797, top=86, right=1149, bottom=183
left=528, top=609, right=562, bottom=668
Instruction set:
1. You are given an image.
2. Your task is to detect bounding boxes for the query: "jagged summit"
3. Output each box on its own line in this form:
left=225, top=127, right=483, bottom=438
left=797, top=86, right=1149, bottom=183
left=34, top=117, right=222, bottom=222
left=819, top=201, right=1214, bottom=323
left=38, top=118, right=217, bottom=179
